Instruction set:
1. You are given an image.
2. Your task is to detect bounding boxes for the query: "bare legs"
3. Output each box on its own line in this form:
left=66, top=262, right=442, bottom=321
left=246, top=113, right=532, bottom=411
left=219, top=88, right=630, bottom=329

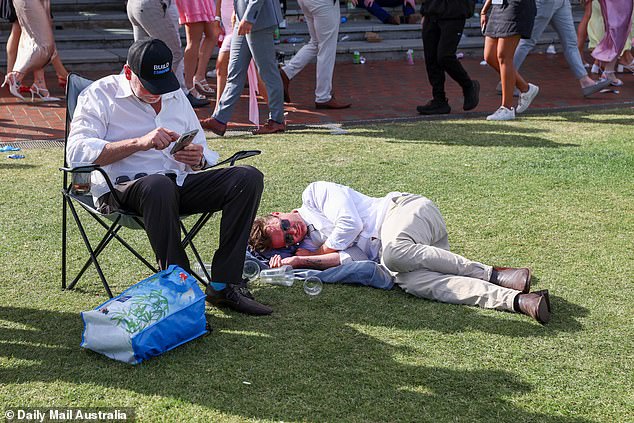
left=577, top=0, right=592, bottom=62
left=193, top=22, right=220, bottom=86
left=184, top=21, right=219, bottom=97
left=215, top=50, right=229, bottom=110
left=484, top=35, right=528, bottom=108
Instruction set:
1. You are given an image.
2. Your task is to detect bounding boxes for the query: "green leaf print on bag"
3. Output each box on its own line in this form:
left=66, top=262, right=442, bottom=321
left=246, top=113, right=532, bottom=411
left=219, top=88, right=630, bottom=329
left=110, top=290, right=169, bottom=334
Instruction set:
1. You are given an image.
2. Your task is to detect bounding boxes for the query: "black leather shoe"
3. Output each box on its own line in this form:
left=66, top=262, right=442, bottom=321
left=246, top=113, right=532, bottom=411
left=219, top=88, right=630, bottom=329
left=187, top=92, right=210, bottom=108
left=516, top=291, right=551, bottom=324
left=416, top=99, right=450, bottom=115
left=491, top=267, right=531, bottom=293
left=463, top=80, right=480, bottom=111
left=205, top=284, right=272, bottom=315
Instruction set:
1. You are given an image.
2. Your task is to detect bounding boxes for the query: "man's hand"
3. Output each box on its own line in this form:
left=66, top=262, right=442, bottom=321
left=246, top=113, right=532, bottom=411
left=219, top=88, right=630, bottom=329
left=237, top=19, right=253, bottom=35
left=138, top=127, right=179, bottom=151
left=363, top=0, right=373, bottom=7
left=269, top=254, right=301, bottom=268
left=173, top=143, right=204, bottom=167
left=404, top=0, right=415, bottom=8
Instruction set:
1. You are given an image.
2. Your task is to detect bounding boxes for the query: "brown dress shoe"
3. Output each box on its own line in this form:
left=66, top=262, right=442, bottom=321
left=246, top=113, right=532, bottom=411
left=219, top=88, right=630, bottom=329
left=200, top=117, right=227, bottom=136
left=491, top=267, right=531, bottom=293
left=252, top=119, right=286, bottom=135
left=516, top=291, right=551, bottom=324
left=315, top=97, right=351, bottom=109
left=280, top=68, right=291, bottom=103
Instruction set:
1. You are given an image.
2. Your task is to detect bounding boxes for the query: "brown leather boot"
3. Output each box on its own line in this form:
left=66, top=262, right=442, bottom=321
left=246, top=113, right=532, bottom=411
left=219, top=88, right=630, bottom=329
left=491, top=267, right=531, bottom=293
left=252, top=119, right=286, bottom=135
left=515, top=291, right=551, bottom=324
left=280, top=68, right=291, bottom=103
left=200, top=117, right=227, bottom=136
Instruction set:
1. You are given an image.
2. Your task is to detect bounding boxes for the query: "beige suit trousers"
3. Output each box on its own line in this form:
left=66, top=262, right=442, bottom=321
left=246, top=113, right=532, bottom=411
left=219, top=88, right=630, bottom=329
left=380, top=195, right=516, bottom=311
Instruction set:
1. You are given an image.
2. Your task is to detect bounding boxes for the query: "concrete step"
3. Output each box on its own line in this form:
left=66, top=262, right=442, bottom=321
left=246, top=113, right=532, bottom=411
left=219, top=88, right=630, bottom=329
left=0, top=2, right=588, bottom=70
left=0, top=11, right=131, bottom=32
left=0, top=30, right=570, bottom=71
left=50, top=0, right=126, bottom=12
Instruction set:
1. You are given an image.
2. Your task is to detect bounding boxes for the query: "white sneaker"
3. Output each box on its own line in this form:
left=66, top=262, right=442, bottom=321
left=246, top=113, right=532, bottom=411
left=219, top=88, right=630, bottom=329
left=486, top=106, right=515, bottom=121
left=206, top=69, right=217, bottom=78
left=516, top=83, right=539, bottom=114
left=495, top=81, right=520, bottom=97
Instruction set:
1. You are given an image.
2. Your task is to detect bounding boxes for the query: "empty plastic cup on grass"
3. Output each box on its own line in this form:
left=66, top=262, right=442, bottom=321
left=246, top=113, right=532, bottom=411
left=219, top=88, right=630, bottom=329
left=191, top=262, right=212, bottom=282
left=242, top=259, right=261, bottom=281
left=303, top=276, right=323, bottom=297
left=259, top=265, right=294, bottom=286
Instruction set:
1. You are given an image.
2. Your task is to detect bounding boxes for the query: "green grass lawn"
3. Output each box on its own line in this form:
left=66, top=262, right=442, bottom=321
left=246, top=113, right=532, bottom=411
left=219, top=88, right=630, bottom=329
left=0, top=109, right=632, bottom=422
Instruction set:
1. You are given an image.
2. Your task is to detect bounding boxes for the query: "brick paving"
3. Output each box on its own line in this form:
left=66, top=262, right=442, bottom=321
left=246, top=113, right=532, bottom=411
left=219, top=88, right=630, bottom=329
left=1, top=53, right=633, bottom=143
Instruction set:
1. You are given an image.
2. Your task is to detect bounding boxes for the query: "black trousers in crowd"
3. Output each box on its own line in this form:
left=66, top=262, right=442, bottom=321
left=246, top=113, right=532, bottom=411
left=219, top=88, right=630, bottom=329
left=422, top=17, right=473, bottom=102
left=100, top=165, right=264, bottom=285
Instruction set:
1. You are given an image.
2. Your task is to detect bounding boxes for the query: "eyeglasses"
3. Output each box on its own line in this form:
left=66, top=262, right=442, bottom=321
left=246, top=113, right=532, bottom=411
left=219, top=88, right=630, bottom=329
left=278, top=218, right=295, bottom=246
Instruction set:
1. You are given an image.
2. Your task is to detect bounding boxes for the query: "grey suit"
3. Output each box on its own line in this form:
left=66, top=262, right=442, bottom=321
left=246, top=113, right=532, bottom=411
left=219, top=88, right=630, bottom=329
left=214, top=0, right=285, bottom=124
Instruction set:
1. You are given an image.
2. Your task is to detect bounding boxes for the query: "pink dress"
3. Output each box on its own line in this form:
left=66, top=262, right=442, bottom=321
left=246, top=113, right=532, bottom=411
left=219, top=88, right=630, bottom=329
left=592, top=0, right=634, bottom=62
left=174, top=0, right=216, bottom=24
left=219, top=0, right=234, bottom=53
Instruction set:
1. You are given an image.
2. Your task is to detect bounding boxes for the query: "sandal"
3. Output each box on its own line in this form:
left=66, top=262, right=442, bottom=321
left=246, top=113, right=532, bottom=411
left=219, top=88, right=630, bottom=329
left=602, top=71, right=623, bottom=87
left=58, top=74, right=68, bottom=89
left=1, top=72, right=25, bottom=101
left=188, top=87, right=207, bottom=100
left=193, top=78, right=215, bottom=96
left=30, top=83, right=61, bottom=102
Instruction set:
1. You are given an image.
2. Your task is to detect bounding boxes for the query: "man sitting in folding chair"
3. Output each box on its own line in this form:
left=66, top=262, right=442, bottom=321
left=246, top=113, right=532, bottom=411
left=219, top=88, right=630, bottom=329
left=66, top=38, right=272, bottom=315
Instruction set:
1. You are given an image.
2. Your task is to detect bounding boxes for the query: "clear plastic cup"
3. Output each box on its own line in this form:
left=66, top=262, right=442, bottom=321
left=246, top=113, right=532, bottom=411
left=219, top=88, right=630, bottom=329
left=303, top=276, right=323, bottom=297
left=242, top=259, right=261, bottom=281
left=191, top=262, right=212, bottom=282
left=71, top=162, right=92, bottom=195
left=260, top=265, right=294, bottom=286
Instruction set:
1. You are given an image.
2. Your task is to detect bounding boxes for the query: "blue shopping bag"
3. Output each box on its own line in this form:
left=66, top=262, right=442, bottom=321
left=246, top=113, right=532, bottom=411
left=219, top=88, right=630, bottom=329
left=81, top=265, right=208, bottom=364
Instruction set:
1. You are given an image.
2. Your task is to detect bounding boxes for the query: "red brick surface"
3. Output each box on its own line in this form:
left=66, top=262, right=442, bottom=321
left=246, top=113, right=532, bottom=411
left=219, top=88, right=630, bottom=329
left=1, top=54, right=633, bottom=143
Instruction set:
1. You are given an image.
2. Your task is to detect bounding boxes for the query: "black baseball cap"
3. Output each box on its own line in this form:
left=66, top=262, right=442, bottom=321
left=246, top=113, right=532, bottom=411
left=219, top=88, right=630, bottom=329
left=127, top=38, right=180, bottom=95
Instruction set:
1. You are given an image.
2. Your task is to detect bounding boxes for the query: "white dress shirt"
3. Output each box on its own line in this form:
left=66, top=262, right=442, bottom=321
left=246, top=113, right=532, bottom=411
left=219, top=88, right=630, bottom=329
left=66, top=74, right=219, bottom=204
left=297, top=181, right=401, bottom=262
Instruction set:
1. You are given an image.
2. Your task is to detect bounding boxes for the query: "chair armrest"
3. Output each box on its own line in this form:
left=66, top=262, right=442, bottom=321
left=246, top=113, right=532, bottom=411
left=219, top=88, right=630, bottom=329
left=204, top=150, right=261, bottom=169
left=60, top=164, right=123, bottom=205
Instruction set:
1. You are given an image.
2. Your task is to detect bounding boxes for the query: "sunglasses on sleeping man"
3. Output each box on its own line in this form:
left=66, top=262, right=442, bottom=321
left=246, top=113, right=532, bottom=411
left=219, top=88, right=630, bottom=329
left=277, top=218, right=295, bottom=246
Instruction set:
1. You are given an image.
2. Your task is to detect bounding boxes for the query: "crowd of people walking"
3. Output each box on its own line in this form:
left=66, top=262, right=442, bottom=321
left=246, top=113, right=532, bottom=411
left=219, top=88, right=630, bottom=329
left=2, top=0, right=634, bottom=123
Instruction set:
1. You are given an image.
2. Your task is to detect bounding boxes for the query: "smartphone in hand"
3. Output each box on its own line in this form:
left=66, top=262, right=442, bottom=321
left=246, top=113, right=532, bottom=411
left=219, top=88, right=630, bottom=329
left=170, top=129, right=199, bottom=155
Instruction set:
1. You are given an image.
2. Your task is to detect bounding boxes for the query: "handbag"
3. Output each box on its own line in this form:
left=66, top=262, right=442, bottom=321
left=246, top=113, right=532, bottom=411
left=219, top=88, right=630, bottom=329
left=81, top=265, right=209, bottom=364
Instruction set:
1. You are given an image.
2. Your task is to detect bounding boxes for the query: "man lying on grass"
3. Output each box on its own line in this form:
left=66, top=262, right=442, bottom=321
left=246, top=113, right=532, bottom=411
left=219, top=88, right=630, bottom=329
left=249, top=181, right=552, bottom=324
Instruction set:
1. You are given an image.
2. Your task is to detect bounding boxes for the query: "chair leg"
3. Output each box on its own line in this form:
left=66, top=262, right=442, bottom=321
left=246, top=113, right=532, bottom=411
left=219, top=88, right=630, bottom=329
left=66, top=199, right=114, bottom=298
left=180, top=215, right=211, bottom=286
left=68, top=221, right=123, bottom=291
left=88, top=214, right=158, bottom=273
left=62, top=194, right=69, bottom=290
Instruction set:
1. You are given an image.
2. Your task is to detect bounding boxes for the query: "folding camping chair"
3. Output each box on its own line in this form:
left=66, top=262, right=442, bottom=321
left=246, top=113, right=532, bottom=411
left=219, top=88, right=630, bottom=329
left=60, top=73, right=260, bottom=298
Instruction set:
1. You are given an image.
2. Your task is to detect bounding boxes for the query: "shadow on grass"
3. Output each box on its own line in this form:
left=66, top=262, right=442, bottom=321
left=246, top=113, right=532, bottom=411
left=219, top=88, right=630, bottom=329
left=0, top=163, right=39, bottom=169
left=0, top=295, right=591, bottom=422
left=351, top=122, right=579, bottom=148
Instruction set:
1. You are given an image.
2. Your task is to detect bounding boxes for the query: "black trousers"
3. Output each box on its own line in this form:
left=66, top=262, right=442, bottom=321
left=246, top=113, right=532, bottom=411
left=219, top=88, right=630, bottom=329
left=101, top=165, right=264, bottom=285
left=422, top=17, right=473, bottom=102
